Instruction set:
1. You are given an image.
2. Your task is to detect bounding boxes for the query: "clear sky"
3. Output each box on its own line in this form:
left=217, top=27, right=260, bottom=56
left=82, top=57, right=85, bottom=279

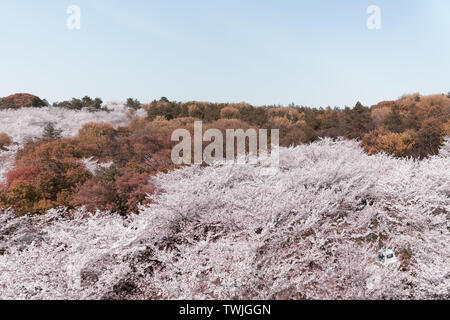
left=1, top=0, right=449, bottom=107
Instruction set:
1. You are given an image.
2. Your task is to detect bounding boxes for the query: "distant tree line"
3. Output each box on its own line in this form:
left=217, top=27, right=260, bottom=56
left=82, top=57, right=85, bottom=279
left=142, top=93, right=449, bottom=159
left=52, top=96, right=105, bottom=111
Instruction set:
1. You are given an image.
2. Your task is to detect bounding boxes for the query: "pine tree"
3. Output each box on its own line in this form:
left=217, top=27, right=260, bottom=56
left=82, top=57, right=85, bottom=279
left=342, top=102, right=373, bottom=139
left=42, top=122, right=62, bottom=140
left=384, top=105, right=404, bottom=133
left=126, top=98, right=141, bottom=110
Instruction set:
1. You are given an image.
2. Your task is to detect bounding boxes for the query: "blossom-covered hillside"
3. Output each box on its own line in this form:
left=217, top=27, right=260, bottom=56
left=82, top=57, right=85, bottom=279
left=0, top=103, right=141, bottom=145
left=0, top=103, right=144, bottom=182
left=1, top=93, right=449, bottom=216
left=0, top=139, right=448, bottom=300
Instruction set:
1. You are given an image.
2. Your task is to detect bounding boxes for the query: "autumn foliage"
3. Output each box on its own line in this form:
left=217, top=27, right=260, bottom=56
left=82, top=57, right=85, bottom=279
left=0, top=133, right=12, bottom=150
left=74, top=171, right=157, bottom=214
left=0, top=93, right=47, bottom=109
left=142, top=94, right=449, bottom=156
left=0, top=93, right=449, bottom=216
left=0, top=121, right=170, bottom=216
left=363, top=94, right=449, bottom=158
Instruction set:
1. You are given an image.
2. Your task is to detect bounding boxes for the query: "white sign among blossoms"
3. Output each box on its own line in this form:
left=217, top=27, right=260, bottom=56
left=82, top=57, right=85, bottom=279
left=171, top=121, right=279, bottom=166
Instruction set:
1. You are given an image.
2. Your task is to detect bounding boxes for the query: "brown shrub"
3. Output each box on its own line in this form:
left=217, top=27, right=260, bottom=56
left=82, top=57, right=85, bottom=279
left=74, top=170, right=157, bottom=215
left=0, top=133, right=12, bottom=149
left=362, top=129, right=417, bottom=158
left=0, top=93, right=47, bottom=109
left=270, top=116, right=292, bottom=128
left=77, top=122, right=118, bottom=159
left=413, top=119, right=445, bottom=159
left=220, top=106, right=240, bottom=119
left=371, top=106, right=392, bottom=126
left=443, top=120, right=450, bottom=135
left=280, top=126, right=308, bottom=147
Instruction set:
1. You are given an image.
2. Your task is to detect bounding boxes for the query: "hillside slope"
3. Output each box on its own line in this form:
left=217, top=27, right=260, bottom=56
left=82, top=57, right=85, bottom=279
left=0, top=94, right=47, bottom=109
left=0, top=103, right=144, bottom=182
left=0, top=139, right=448, bottom=300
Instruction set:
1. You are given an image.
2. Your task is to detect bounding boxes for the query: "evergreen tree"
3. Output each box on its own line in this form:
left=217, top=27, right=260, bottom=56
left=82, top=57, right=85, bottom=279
left=42, top=122, right=62, bottom=141
left=384, top=105, right=404, bottom=133
left=342, top=102, right=373, bottom=139
left=126, top=98, right=141, bottom=110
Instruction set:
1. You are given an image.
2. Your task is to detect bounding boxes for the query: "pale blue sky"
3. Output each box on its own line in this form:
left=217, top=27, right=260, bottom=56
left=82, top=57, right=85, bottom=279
left=0, top=0, right=449, bottom=107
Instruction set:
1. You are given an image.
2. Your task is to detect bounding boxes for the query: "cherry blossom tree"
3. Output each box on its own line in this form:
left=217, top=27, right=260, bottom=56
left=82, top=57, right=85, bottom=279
left=0, top=138, right=448, bottom=300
